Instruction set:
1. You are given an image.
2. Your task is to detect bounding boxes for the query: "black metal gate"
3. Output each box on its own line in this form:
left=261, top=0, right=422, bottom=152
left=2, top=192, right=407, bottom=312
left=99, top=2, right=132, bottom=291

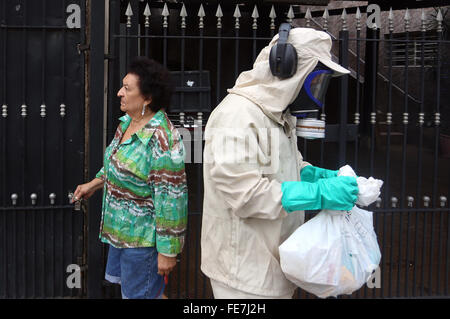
left=0, top=0, right=86, bottom=298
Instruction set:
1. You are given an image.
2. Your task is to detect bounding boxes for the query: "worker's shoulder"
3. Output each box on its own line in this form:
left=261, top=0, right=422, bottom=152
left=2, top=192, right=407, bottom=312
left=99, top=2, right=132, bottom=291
left=208, top=93, right=265, bottom=126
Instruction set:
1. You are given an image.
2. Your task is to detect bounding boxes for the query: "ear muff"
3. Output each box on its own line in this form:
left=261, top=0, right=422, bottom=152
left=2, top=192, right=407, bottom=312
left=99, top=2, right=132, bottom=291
left=269, top=23, right=298, bottom=79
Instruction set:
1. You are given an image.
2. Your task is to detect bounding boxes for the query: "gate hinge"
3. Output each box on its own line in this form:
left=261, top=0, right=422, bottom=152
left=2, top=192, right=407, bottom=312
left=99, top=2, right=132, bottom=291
left=77, top=43, right=90, bottom=54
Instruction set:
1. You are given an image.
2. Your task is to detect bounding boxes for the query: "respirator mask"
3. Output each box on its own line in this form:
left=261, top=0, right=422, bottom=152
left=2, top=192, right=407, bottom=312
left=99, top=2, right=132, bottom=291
left=288, top=61, right=332, bottom=139
left=269, top=24, right=351, bottom=140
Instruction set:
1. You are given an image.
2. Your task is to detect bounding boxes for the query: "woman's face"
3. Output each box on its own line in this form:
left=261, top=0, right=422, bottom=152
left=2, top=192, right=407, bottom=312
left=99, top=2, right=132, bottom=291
left=117, top=73, right=151, bottom=115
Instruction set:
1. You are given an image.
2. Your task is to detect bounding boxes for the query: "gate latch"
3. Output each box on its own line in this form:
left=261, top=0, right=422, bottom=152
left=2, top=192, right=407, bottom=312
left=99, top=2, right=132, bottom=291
left=77, top=43, right=90, bottom=54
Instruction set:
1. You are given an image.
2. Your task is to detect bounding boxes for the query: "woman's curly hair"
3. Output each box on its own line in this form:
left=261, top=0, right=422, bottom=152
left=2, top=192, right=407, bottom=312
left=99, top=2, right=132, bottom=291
left=128, top=57, right=174, bottom=113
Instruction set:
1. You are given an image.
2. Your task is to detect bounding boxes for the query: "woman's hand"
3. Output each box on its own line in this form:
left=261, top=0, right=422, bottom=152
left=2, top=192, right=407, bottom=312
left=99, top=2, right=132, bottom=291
left=157, top=253, right=177, bottom=277
left=72, top=178, right=103, bottom=203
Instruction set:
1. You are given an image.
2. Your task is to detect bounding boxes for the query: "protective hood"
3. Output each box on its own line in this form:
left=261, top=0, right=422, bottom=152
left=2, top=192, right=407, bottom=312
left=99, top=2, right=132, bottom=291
left=228, top=27, right=350, bottom=127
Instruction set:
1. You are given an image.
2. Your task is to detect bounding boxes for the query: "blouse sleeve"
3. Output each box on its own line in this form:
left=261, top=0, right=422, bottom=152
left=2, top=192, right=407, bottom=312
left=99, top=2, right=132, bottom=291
left=95, top=166, right=105, bottom=181
left=148, top=131, right=188, bottom=256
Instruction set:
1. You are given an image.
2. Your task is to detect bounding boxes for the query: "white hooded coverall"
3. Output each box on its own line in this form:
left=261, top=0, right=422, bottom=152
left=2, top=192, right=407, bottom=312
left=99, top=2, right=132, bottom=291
left=201, top=28, right=346, bottom=298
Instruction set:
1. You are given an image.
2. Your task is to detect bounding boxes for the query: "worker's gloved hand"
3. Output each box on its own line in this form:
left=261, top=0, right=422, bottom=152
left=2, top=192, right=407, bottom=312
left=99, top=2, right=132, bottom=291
left=281, top=176, right=359, bottom=212
left=300, top=165, right=338, bottom=183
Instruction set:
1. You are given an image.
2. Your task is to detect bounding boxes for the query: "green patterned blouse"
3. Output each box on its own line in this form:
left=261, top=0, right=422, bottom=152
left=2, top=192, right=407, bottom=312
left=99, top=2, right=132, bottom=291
left=95, top=110, right=188, bottom=255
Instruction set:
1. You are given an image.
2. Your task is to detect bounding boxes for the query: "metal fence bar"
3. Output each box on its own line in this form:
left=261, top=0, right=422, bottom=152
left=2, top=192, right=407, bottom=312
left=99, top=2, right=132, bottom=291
left=382, top=11, right=394, bottom=298
left=338, top=20, right=348, bottom=167
left=413, top=10, right=427, bottom=298
left=1, top=0, right=7, bottom=299
left=394, top=11, right=408, bottom=297
left=354, top=8, right=361, bottom=172
left=429, top=15, right=443, bottom=297
left=64, top=0, right=73, bottom=298
left=370, top=27, right=379, bottom=299
left=234, top=5, right=240, bottom=80
left=126, top=4, right=131, bottom=70
left=216, top=8, right=222, bottom=106
left=18, top=2, right=29, bottom=298
left=402, top=10, right=411, bottom=297
left=354, top=11, right=362, bottom=298
left=162, top=3, right=168, bottom=68
left=252, top=5, right=258, bottom=61
left=197, top=7, right=206, bottom=299
left=144, top=3, right=150, bottom=57
left=41, top=1, right=47, bottom=206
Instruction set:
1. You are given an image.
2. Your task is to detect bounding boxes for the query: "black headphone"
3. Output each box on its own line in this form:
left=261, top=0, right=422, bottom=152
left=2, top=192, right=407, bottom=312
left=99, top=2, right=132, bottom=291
left=269, top=23, right=298, bottom=79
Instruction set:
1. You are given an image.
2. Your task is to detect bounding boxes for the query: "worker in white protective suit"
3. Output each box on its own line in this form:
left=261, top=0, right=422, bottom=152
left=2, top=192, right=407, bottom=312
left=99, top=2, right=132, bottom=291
left=201, top=25, right=360, bottom=299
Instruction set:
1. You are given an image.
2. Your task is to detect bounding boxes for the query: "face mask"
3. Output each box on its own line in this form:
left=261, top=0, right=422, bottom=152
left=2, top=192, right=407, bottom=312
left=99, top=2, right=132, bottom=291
left=288, top=62, right=333, bottom=139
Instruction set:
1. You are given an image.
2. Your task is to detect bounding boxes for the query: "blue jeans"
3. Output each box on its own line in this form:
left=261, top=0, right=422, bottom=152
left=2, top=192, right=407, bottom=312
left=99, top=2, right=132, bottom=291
left=105, top=245, right=165, bottom=299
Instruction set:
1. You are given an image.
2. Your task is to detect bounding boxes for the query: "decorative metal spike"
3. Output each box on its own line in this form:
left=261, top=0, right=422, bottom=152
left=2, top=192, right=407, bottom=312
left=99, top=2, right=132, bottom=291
left=440, top=196, right=447, bottom=207
left=2, top=104, right=7, bottom=118
left=391, top=196, right=398, bottom=208
left=60, top=103, right=66, bottom=117
left=388, top=7, right=394, bottom=33
left=233, top=4, right=241, bottom=29
left=423, top=196, right=430, bottom=207
left=435, top=112, right=440, bottom=126
left=418, top=112, right=424, bottom=126
left=21, top=104, right=27, bottom=118
left=287, top=5, right=294, bottom=23
left=269, top=5, right=276, bottom=30
left=388, top=7, right=394, bottom=20
left=322, top=8, right=329, bottom=31
left=30, top=193, right=37, bottom=205
left=407, top=196, right=414, bottom=207
left=198, top=4, right=205, bottom=29
left=356, top=7, right=361, bottom=31
left=387, top=112, right=392, bottom=125
left=11, top=193, right=18, bottom=206
left=421, top=9, right=426, bottom=32
left=216, top=4, right=223, bottom=29
left=252, top=5, right=259, bottom=30
left=341, top=8, right=348, bottom=31
left=354, top=112, right=360, bottom=125
left=144, top=3, right=151, bottom=28
left=144, top=3, right=151, bottom=17
left=49, top=193, right=56, bottom=205
left=437, top=9, right=443, bottom=33
left=305, top=8, right=312, bottom=28
left=125, top=2, right=133, bottom=28
left=403, top=112, right=409, bottom=125
left=404, top=8, right=411, bottom=20
left=404, top=8, right=410, bottom=32
left=371, top=112, right=376, bottom=125
left=40, top=104, right=46, bottom=118
left=180, top=3, right=187, bottom=29
left=162, top=3, right=169, bottom=28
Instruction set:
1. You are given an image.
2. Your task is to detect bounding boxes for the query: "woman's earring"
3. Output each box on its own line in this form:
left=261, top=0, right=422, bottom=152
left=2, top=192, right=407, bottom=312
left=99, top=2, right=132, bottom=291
left=141, top=104, right=146, bottom=116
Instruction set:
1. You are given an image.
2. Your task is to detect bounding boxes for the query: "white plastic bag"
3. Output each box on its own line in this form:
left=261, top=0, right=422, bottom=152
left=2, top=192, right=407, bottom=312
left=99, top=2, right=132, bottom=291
left=279, top=165, right=382, bottom=298
left=338, top=165, right=383, bottom=207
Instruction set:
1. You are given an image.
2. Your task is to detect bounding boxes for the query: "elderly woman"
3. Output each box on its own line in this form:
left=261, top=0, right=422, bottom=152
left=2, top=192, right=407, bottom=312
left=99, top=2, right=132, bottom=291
left=72, top=57, right=188, bottom=299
